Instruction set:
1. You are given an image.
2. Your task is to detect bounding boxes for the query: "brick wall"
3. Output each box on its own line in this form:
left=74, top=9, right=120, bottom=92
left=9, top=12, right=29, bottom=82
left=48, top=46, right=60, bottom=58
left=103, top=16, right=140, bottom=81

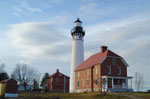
left=46, top=73, right=69, bottom=92
left=101, top=57, right=127, bottom=77
left=75, top=57, right=127, bottom=92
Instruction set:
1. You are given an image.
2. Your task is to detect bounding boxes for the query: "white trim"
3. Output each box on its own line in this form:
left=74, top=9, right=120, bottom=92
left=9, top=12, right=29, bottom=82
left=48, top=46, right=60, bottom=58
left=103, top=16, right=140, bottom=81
left=121, top=58, right=129, bottom=67
left=107, top=56, right=121, bottom=58
left=100, top=56, right=107, bottom=64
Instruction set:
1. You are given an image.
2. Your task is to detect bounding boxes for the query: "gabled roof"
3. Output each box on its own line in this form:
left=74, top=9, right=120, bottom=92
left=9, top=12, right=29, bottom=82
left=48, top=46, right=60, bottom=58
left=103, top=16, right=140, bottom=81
left=75, top=49, right=122, bottom=71
left=47, top=69, right=70, bottom=79
left=0, top=78, right=17, bottom=83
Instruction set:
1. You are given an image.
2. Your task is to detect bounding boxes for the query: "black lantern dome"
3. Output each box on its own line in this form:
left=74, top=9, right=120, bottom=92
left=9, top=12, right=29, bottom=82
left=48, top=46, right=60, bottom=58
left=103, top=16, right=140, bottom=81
left=71, top=18, right=85, bottom=37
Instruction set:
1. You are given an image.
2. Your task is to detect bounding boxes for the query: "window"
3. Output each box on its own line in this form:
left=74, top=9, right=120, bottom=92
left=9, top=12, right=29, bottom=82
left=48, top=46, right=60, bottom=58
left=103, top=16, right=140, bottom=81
left=112, top=57, right=116, bottom=65
left=95, top=67, right=98, bottom=74
left=77, top=81, right=80, bottom=87
left=95, top=78, right=98, bottom=85
left=86, top=69, right=89, bottom=76
left=64, top=85, right=66, bottom=90
left=82, top=80, right=84, bottom=88
left=107, top=66, right=111, bottom=74
left=56, top=85, right=59, bottom=90
left=56, top=77, right=59, bottom=82
left=117, top=67, right=121, bottom=75
left=64, top=77, right=66, bottom=83
left=78, top=72, right=80, bottom=78
left=117, top=79, right=120, bottom=85
left=87, top=80, right=89, bottom=86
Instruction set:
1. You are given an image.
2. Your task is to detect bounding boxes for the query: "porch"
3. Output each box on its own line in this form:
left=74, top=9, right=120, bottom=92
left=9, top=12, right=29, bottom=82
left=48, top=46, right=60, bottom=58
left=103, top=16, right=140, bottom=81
left=101, top=76, right=133, bottom=92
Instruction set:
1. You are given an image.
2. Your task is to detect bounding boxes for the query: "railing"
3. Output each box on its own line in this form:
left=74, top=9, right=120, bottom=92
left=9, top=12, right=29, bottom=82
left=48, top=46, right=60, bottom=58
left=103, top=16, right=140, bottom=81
left=114, top=85, right=122, bottom=89
left=113, top=85, right=132, bottom=89
left=128, top=85, right=132, bottom=89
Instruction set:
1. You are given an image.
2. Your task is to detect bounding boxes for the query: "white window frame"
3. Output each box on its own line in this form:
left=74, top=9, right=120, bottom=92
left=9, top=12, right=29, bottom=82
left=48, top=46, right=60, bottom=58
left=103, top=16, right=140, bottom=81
left=117, top=67, right=121, bottom=75
left=56, top=77, right=59, bottom=82
left=86, top=79, right=89, bottom=87
left=107, top=66, right=111, bottom=74
left=86, top=69, right=89, bottom=76
left=64, top=77, right=66, bottom=83
left=95, top=67, right=98, bottom=74
left=77, top=80, right=80, bottom=88
left=78, top=71, right=80, bottom=78
left=82, top=79, right=84, bottom=88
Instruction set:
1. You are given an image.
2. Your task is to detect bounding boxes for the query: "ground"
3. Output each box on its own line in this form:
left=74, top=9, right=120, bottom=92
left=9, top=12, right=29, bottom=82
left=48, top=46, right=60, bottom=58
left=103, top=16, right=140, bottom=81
left=1, top=92, right=150, bottom=99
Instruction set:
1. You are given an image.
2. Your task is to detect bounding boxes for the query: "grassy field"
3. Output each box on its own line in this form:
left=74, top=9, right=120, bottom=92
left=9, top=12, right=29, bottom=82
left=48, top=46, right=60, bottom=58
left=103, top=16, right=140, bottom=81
left=119, top=92, right=150, bottom=99
left=1, top=92, right=150, bottom=99
left=18, top=92, right=126, bottom=99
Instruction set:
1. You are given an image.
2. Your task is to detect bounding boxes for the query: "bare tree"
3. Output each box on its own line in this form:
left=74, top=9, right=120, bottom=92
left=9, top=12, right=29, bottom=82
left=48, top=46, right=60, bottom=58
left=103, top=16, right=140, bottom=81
left=0, top=60, right=5, bottom=73
left=134, top=72, right=144, bottom=92
left=12, top=63, right=40, bottom=91
left=33, top=79, right=39, bottom=91
left=0, top=61, right=9, bottom=81
left=94, top=77, right=107, bottom=95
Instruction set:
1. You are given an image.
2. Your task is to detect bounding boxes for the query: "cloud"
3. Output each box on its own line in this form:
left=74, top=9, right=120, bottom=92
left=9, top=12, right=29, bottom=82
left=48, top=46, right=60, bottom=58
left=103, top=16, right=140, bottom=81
left=12, top=1, right=42, bottom=17
left=8, top=21, right=71, bottom=62
left=78, top=3, right=98, bottom=17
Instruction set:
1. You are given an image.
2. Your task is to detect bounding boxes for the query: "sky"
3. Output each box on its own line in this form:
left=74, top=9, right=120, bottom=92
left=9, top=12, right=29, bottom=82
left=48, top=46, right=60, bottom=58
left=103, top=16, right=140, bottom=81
left=0, top=0, right=150, bottom=91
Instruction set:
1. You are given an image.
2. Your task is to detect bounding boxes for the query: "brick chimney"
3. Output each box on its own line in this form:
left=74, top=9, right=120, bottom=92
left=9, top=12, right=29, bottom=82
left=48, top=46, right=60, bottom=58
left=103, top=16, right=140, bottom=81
left=56, top=69, right=59, bottom=72
left=101, top=46, right=108, bottom=53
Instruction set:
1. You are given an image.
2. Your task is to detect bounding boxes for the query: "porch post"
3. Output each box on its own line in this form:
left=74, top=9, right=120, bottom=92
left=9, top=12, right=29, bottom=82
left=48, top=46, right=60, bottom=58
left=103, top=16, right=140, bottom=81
left=112, top=78, right=114, bottom=89
left=106, top=77, right=108, bottom=91
left=131, top=78, right=132, bottom=89
left=126, top=78, right=128, bottom=89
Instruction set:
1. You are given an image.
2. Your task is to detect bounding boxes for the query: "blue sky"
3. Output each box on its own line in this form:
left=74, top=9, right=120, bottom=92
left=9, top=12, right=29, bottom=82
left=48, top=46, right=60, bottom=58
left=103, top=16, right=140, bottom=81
left=0, top=0, right=150, bottom=91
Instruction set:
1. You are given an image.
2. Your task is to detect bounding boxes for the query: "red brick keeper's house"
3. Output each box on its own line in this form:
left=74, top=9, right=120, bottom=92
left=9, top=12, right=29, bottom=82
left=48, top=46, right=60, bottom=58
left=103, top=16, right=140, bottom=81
left=46, top=69, right=70, bottom=92
left=75, top=46, right=133, bottom=92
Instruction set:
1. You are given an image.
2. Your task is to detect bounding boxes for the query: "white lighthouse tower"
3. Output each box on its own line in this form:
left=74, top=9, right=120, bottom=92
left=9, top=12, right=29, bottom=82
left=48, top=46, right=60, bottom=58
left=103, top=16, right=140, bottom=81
left=70, top=18, right=85, bottom=92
